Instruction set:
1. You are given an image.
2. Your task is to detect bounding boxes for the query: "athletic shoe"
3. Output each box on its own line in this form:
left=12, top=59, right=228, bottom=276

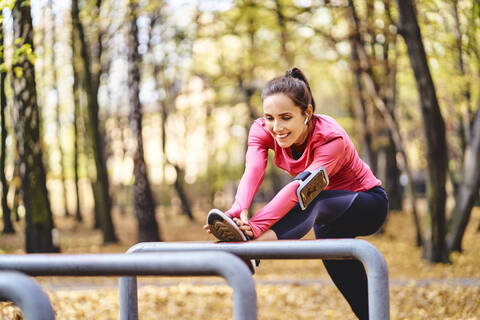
left=207, top=209, right=248, bottom=242
left=208, top=209, right=256, bottom=274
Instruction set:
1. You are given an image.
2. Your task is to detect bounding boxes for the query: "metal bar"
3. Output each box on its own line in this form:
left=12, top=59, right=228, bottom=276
left=0, top=252, right=257, bottom=320
left=122, top=239, right=389, bottom=320
left=0, top=271, right=55, bottom=320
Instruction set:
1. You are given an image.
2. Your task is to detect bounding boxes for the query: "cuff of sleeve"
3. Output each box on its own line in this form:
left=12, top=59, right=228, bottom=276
left=225, top=204, right=242, bottom=218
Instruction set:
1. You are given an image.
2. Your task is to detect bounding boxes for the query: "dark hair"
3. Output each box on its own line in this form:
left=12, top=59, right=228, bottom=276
left=261, top=67, right=316, bottom=112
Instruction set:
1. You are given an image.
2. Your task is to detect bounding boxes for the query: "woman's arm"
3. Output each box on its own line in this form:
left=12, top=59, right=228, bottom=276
left=246, top=137, right=345, bottom=238
left=246, top=180, right=300, bottom=238
left=305, top=137, right=344, bottom=177
left=225, top=126, right=270, bottom=218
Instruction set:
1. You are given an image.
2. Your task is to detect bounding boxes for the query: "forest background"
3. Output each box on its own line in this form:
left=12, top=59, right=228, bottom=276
left=0, top=0, right=479, bottom=319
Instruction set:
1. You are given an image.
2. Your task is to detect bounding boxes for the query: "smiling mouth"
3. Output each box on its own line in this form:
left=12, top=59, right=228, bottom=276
left=276, top=133, right=290, bottom=140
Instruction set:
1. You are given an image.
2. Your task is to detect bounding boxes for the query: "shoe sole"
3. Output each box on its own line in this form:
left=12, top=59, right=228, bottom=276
left=207, top=209, right=247, bottom=242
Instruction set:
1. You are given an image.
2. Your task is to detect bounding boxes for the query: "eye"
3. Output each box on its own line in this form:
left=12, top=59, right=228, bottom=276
left=264, top=115, right=273, bottom=121
left=281, top=116, right=292, bottom=120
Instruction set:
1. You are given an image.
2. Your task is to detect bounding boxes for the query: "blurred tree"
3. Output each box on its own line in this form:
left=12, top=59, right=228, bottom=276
left=11, top=0, right=59, bottom=252
left=273, top=0, right=294, bottom=66
left=395, top=0, right=449, bottom=262
left=452, top=0, right=471, bottom=170
left=71, top=0, right=117, bottom=242
left=0, top=15, right=14, bottom=234
left=347, top=0, right=376, bottom=172
left=71, top=2, right=83, bottom=223
left=127, top=0, right=161, bottom=242
left=446, top=0, right=480, bottom=252
left=448, top=95, right=480, bottom=252
left=146, top=4, right=194, bottom=220
left=47, top=0, right=70, bottom=217
left=346, top=0, right=405, bottom=210
left=345, top=0, right=422, bottom=243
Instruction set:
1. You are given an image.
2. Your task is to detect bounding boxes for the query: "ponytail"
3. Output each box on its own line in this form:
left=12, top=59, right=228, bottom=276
left=262, top=67, right=316, bottom=112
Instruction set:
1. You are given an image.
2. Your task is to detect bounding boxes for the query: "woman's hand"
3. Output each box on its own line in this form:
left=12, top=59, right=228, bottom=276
left=203, top=224, right=211, bottom=234
left=233, top=209, right=254, bottom=238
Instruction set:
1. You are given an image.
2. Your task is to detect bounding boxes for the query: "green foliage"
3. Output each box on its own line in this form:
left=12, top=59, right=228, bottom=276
left=12, top=40, right=35, bottom=70
left=0, top=0, right=15, bottom=10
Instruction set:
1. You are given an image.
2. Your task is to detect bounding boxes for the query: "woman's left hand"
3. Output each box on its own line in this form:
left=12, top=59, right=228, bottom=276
left=234, top=209, right=254, bottom=238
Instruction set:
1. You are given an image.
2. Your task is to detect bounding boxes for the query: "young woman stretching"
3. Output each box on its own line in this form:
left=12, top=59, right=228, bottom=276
left=205, top=67, right=388, bottom=320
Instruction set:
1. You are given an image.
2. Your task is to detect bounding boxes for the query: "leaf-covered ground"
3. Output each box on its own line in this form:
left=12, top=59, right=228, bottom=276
left=1, top=206, right=479, bottom=319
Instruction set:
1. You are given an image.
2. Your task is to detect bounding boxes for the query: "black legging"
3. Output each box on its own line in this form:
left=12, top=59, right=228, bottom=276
left=271, top=186, right=389, bottom=319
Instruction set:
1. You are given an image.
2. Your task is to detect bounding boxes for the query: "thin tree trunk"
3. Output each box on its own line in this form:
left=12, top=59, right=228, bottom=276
left=348, top=0, right=422, bottom=244
left=447, top=99, right=480, bottom=252
left=48, top=0, right=70, bottom=217
left=173, top=165, right=194, bottom=220
left=0, top=21, right=14, bottom=234
left=383, top=31, right=402, bottom=211
left=12, top=160, right=21, bottom=222
left=273, top=0, right=293, bottom=66
left=73, top=81, right=83, bottom=222
left=347, top=0, right=379, bottom=174
left=395, top=0, right=449, bottom=262
left=70, top=14, right=83, bottom=223
left=127, top=1, right=161, bottom=242
left=349, top=34, right=375, bottom=169
left=148, top=14, right=192, bottom=221
left=451, top=0, right=472, bottom=193
left=71, top=0, right=117, bottom=242
left=11, top=1, right=59, bottom=253
left=383, top=135, right=402, bottom=210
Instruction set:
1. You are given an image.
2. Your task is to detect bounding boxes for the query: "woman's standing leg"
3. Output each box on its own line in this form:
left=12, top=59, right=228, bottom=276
left=314, top=187, right=388, bottom=320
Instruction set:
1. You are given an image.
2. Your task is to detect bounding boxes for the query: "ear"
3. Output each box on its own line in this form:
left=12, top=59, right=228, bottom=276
left=305, top=104, right=313, bottom=118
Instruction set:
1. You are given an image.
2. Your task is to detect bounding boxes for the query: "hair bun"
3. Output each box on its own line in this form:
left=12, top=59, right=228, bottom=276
left=286, top=67, right=304, bottom=82
left=263, top=67, right=316, bottom=112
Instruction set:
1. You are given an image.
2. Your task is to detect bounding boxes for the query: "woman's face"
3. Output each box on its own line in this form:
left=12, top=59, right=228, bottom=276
left=263, top=93, right=311, bottom=148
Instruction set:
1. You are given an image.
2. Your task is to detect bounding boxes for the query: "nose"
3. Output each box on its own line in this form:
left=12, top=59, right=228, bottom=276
left=273, top=120, right=282, bottom=132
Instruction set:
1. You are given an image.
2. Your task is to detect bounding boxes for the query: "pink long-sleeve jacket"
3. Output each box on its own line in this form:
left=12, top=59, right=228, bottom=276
left=226, top=114, right=381, bottom=238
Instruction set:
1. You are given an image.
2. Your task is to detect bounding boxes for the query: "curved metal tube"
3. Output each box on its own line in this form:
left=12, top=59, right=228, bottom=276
left=123, top=239, right=389, bottom=320
left=0, top=252, right=257, bottom=320
left=0, top=271, right=55, bottom=320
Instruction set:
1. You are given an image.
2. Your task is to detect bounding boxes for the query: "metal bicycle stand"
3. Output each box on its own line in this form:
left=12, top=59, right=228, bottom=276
left=120, top=239, right=390, bottom=320
left=0, top=271, right=55, bottom=320
left=0, top=252, right=257, bottom=320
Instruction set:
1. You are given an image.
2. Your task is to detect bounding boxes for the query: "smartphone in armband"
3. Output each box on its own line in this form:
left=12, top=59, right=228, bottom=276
left=296, top=167, right=329, bottom=210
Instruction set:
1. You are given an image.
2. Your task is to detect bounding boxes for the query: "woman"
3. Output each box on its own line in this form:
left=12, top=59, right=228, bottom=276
left=205, top=67, right=388, bottom=320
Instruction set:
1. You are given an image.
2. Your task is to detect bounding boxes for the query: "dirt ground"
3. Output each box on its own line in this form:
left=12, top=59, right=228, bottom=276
left=1, top=205, right=479, bottom=319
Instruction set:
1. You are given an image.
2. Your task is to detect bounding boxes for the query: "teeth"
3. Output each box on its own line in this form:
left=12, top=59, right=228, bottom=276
left=277, top=133, right=289, bottom=139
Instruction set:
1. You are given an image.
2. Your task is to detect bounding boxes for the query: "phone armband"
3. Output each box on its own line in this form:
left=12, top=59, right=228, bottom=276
left=296, top=167, right=329, bottom=210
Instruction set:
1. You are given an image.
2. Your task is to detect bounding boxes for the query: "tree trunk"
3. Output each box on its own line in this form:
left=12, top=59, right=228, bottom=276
left=11, top=161, right=21, bottom=222
left=11, top=1, right=59, bottom=253
left=127, top=1, right=161, bottom=242
left=349, top=32, right=375, bottom=170
left=1, top=21, right=14, bottom=234
left=73, top=81, right=83, bottom=222
left=48, top=0, right=70, bottom=217
left=347, top=0, right=422, bottom=244
left=273, top=0, right=293, bottom=66
left=383, top=135, right=403, bottom=210
left=71, top=16, right=83, bottom=223
left=447, top=99, right=480, bottom=252
left=396, top=0, right=449, bottom=262
left=71, top=0, right=117, bottom=242
left=173, top=165, right=194, bottom=220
